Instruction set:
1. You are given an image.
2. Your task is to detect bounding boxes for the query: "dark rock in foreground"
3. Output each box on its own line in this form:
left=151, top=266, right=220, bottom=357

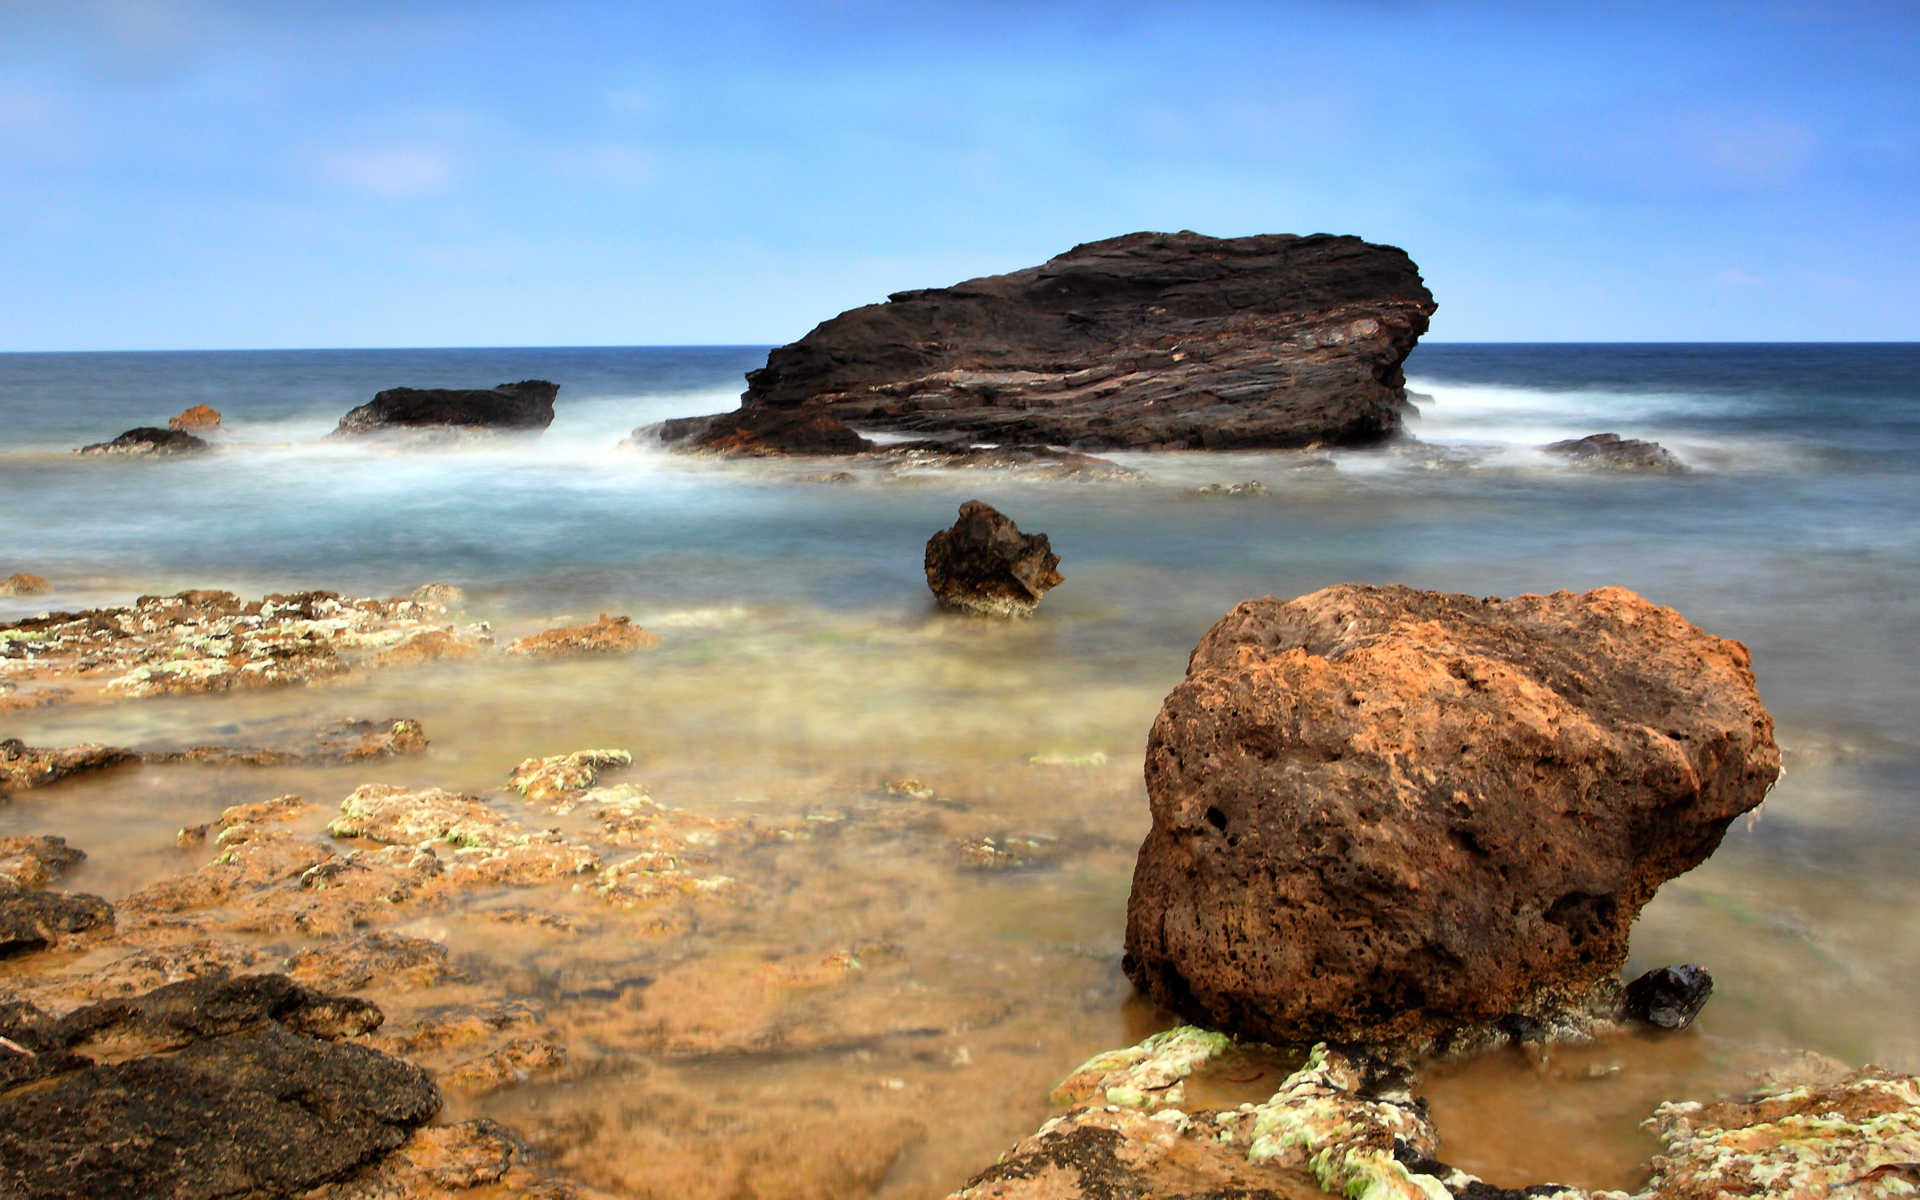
left=1625, top=963, right=1714, bottom=1031
left=332, top=379, right=559, bottom=437
left=656, top=230, right=1435, bottom=455
left=1124, top=584, right=1779, bottom=1046
left=0, top=975, right=428, bottom=1198
left=1544, top=432, right=1687, bottom=473
left=76, top=427, right=209, bottom=457
left=925, top=501, right=1064, bottom=617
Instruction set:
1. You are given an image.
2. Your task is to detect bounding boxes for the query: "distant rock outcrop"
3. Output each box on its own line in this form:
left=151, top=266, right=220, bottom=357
left=1544, top=432, right=1687, bottom=473
left=167, top=403, right=222, bottom=432
left=924, top=501, right=1064, bottom=617
left=652, top=231, right=1435, bottom=455
left=1124, top=584, right=1779, bottom=1046
left=77, top=427, right=209, bottom=457
left=332, top=380, right=559, bottom=437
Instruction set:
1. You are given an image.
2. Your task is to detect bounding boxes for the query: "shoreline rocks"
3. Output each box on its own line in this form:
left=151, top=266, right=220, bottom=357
left=924, top=501, right=1064, bottom=618
left=1124, top=583, right=1779, bottom=1047
left=76, top=427, right=209, bottom=457
left=657, top=230, right=1435, bottom=456
left=0, top=574, right=51, bottom=598
left=167, top=403, right=222, bottom=432
left=331, top=380, right=559, bottom=439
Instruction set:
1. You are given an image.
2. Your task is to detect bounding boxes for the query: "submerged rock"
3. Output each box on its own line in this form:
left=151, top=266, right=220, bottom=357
left=924, top=500, right=1064, bottom=618
left=1543, top=432, right=1687, bottom=473
left=76, top=426, right=210, bottom=456
left=661, top=230, right=1436, bottom=454
left=1124, top=584, right=1779, bottom=1047
left=507, top=749, right=633, bottom=805
left=331, top=380, right=559, bottom=437
left=167, top=403, right=222, bottom=432
left=506, top=614, right=661, bottom=657
left=145, top=716, right=430, bottom=769
left=0, top=573, right=50, bottom=597
left=1187, top=480, right=1271, bottom=498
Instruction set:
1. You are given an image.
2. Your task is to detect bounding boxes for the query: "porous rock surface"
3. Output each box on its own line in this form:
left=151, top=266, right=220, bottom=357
left=76, top=426, right=210, bottom=456
left=1124, top=584, right=1779, bottom=1046
left=656, top=230, right=1435, bottom=455
left=333, top=380, right=559, bottom=436
left=925, top=500, right=1064, bottom=617
left=1, top=574, right=51, bottom=597
left=506, top=614, right=661, bottom=657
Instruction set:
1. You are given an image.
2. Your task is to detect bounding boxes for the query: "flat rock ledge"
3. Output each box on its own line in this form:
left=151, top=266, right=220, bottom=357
left=77, top=427, right=210, bottom=457
left=331, top=380, right=559, bottom=439
left=1544, top=433, right=1687, bottom=474
left=1125, top=584, right=1779, bottom=1047
left=950, top=1027, right=1920, bottom=1200
left=650, top=230, right=1435, bottom=456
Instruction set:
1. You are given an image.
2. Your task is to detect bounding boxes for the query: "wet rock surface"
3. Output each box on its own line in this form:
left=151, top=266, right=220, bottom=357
left=0, top=890, right=113, bottom=957
left=506, top=614, right=661, bottom=657
left=0, top=739, right=138, bottom=792
left=925, top=500, right=1065, bottom=617
left=661, top=230, right=1435, bottom=453
left=1125, top=584, right=1780, bottom=1046
left=146, top=716, right=431, bottom=768
left=332, top=380, right=559, bottom=437
left=76, top=426, right=210, bottom=456
left=0, top=589, right=488, bottom=708
left=1543, top=433, right=1686, bottom=474
left=653, top=406, right=876, bottom=456
left=1623, top=964, right=1713, bottom=1032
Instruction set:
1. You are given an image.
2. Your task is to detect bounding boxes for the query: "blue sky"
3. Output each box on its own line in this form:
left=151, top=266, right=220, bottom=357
left=2, top=1, right=1915, bottom=349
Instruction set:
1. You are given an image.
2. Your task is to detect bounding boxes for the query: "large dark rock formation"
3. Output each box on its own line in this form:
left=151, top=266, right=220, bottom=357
left=332, top=380, right=558, bottom=436
left=651, top=231, right=1435, bottom=455
left=1544, top=432, right=1687, bottom=473
left=1123, top=584, right=1779, bottom=1046
left=77, top=427, right=209, bottom=457
left=924, top=501, right=1064, bottom=617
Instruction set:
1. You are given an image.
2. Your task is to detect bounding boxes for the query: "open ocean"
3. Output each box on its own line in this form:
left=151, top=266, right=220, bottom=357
left=2, top=341, right=1917, bottom=1192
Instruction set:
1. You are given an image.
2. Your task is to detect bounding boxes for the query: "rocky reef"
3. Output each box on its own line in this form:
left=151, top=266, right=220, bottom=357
left=1124, top=584, right=1779, bottom=1046
left=332, top=381, right=559, bottom=438
left=648, top=230, right=1435, bottom=456
left=924, top=501, right=1064, bottom=617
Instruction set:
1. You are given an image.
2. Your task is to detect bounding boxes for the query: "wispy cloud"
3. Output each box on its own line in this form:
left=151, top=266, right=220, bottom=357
left=315, top=146, right=455, bottom=198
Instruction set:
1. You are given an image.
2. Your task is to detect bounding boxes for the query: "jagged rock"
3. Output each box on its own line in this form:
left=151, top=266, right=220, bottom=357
left=310, top=1118, right=610, bottom=1199
left=0, top=891, right=113, bottom=956
left=167, top=403, right=222, bottom=431
left=506, top=615, right=661, bottom=657
left=1624, top=964, right=1713, bottom=1031
left=1543, top=433, right=1687, bottom=473
left=410, top=582, right=465, bottom=607
left=332, top=380, right=559, bottom=437
left=442, top=1036, right=568, bottom=1094
left=330, top=785, right=602, bottom=885
left=0, top=739, right=138, bottom=791
left=76, top=426, right=210, bottom=456
left=924, top=500, right=1064, bottom=617
left=0, top=589, right=485, bottom=708
left=658, top=231, right=1435, bottom=455
left=1187, top=480, right=1270, bottom=498
left=0, top=836, right=86, bottom=894
left=1124, top=584, right=1780, bottom=1046
left=1, top=573, right=50, bottom=597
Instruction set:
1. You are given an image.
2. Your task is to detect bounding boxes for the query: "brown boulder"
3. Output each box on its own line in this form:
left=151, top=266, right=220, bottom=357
left=1, top=573, right=51, bottom=597
left=1123, top=584, right=1779, bottom=1045
left=167, top=403, right=222, bottom=431
left=924, top=500, right=1064, bottom=617
left=507, top=614, right=661, bottom=656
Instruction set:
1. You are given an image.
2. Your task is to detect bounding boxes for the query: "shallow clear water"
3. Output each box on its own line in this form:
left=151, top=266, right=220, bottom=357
left=2, top=343, right=1918, bottom=1194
